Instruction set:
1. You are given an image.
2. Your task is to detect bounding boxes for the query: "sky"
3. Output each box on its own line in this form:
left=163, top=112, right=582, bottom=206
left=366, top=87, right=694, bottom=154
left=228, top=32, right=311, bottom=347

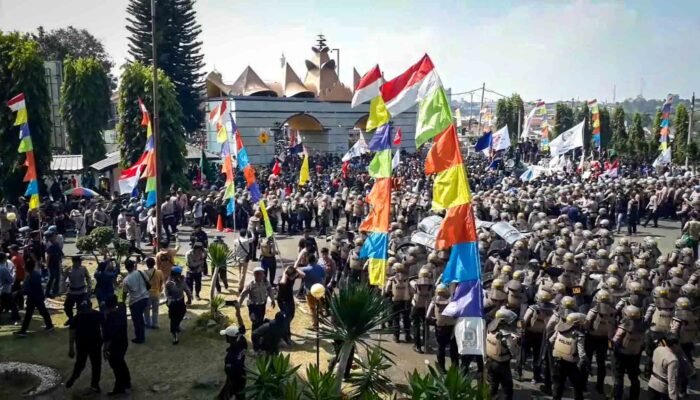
left=1, top=0, right=698, bottom=103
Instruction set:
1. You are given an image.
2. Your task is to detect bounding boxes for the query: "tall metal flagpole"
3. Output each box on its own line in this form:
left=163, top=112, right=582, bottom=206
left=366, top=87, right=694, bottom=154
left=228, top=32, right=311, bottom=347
left=151, top=0, right=163, bottom=251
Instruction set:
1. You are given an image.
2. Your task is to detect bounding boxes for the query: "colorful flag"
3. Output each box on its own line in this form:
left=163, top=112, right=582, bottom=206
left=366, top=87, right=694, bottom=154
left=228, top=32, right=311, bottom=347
left=258, top=200, right=274, bottom=238
left=381, top=54, right=440, bottom=117
left=393, top=127, right=402, bottom=145
left=271, top=159, right=281, bottom=176
left=342, top=132, right=370, bottom=161
left=366, top=96, right=390, bottom=132
left=208, top=99, right=228, bottom=143
left=8, top=93, right=40, bottom=210
left=299, top=154, right=309, bottom=185
left=415, top=86, right=452, bottom=147
left=289, top=130, right=304, bottom=154
left=351, top=65, right=382, bottom=108
left=589, top=100, right=601, bottom=149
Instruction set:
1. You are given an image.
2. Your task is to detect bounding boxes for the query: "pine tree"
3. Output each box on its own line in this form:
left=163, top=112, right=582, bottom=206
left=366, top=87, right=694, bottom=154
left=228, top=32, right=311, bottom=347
left=611, top=106, right=627, bottom=155
left=495, top=98, right=511, bottom=131
left=673, top=103, right=689, bottom=164
left=61, top=57, right=110, bottom=165
left=126, top=0, right=204, bottom=135
left=0, top=32, right=53, bottom=202
left=647, top=109, right=663, bottom=159
left=627, top=113, right=646, bottom=162
left=599, top=106, right=612, bottom=149
left=117, top=62, right=188, bottom=189
left=553, top=103, right=574, bottom=138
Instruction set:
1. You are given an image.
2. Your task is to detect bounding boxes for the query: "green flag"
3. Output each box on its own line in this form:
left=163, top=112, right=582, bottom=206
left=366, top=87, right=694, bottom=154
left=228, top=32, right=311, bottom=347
left=415, top=86, right=452, bottom=147
left=368, top=150, right=392, bottom=178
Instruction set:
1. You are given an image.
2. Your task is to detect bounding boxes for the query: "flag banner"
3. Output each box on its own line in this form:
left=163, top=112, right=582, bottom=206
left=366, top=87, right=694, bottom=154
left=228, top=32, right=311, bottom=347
left=425, top=125, right=462, bottom=174
left=24, top=180, right=39, bottom=196
left=226, top=198, right=236, bottom=216
left=391, top=149, right=400, bottom=171
left=415, top=86, right=452, bottom=147
left=208, top=100, right=229, bottom=143
left=359, top=178, right=391, bottom=232
left=259, top=200, right=274, bottom=238
left=29, top=194, right=40, bottom=210
left=367, top=258, right=387, bottom=287
left=366, top=96, right=390, bottom=132
left=441, top=242, right=480, bottom=283
left=368, top=150, right=393, bottom=178
left=359, top=232, right=389, bottom=258
left=435, top=203, right=477, bottom=250
left=548, top=120, right=585, bottom=157
left=249, top=182, right=263, bottom=203
left=443, top=279, right=483, bottom=318
left=492, top=125, right=510, bottom=151
left=454, top=317, right=485, bottom=356
left=18, top=137, right=33, bottom=153
left=119, top=164, right=142, bottom=194
left=289, top=130, right=304, bottom=154
left=432, top=165, right=471, bottom=210
left=393, top=127, right=402, bottom=145
left=474, top=131, right=492, bottom=152
left=299, top=154, right=310, bottom=185
left=381, top=54, right=440, bottom=117
left=368, top=123, right=393, bottom=151
left=351, top=65, right=382, bottom=108
left=271, top=159, right=281, bottom=175
left=653, top=148, right=672, bottom=167
left=23, top=151, right=37, bottom=182
left=342, top=132, right=370, bottom=161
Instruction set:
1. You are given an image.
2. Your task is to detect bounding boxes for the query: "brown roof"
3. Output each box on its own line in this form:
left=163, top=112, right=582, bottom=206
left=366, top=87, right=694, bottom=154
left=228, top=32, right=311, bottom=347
left=230, top=66, right=277, bottom=97
left=282, top=63, right=314, bottom=98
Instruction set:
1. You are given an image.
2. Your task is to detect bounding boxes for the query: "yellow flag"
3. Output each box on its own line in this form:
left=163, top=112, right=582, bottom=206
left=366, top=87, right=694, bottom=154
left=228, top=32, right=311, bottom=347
left=659, top=142, right=668, bottom=151
left=29, top=194, right=40, bottom=210
left=258, top=200, right=274, bottom=238
left=216, top=126, right=228, bottom=143
left=14, top=108, right=27, bottom=126
left=366, top=96, right=390, bottom=132
left=368, top=258, right=387, bottom=286
left=299, top=154, right=309, bottom=185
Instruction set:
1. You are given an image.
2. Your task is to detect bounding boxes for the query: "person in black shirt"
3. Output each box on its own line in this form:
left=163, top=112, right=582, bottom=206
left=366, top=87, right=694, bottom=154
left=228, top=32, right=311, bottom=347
left=14, top=258, right=54, bottom=337
left=217, top=302, right=247, bottom=400
left=276, top=266, right=299, bottom=345
left=44, top=233, right=63, bottom=298
left=102, top=294, right=131, bottom=395
left=65, top=300, right=103, bottom=392
left=252, top=311, right=286, bottom=356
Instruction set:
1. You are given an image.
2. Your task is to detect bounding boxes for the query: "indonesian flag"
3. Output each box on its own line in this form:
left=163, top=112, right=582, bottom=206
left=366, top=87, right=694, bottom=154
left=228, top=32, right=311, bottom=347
left=393, top=128, right=402, bottom=145
left=208, top=100, right=228, bottom=143
left=380, top=54, right=440, bottom=117
left=7, top=93, right=26, bottom=111
left=351, top=65, right=382, bottom=108
left=271, top=159, right=281, bottom=176
left=118, top=152, right=148, bottom=194
left=602, top=159, right=619, bottom=178
left=341, top=161, right=350, bottom=179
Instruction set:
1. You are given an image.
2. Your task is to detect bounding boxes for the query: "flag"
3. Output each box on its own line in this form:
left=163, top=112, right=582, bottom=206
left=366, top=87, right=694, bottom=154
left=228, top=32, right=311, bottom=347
left=208, top=99, right=228, bottom=143
left=601, top=159, right=619, bottom=178
left=548, top=120, right=585, bottom=157
left=351, top=65, right=382, bottom=108
left=392, top=149, right=400, bottom=171
left=290, top=130, right=304, bottom=154
left=473, top=131, right=492, bottom=153
left=341, top=161, right=350, bottom=178
left=271, top=159, right=281, bottom=176
left=8, top=93, right=27, bottom=126
left=415, top=86, right=452, bottom=147
left=393, top=127, right=402, bottom=145
left=381, top=54, right=440, bottom=117
left=342, top=132, right=370, bottom=161
left=366, top=96, right=390, bottom=132
left=138, top=97, right=153, bottom=140
left=521, top=101, right=545, bottom=140
left=368, top=150, right=392, bottom=178
left=119, top=164, right=143, bottom=194
left=8, top=93, right=39, bottom=210
left=367, top=124, right=392, bottom=151
left=455, top=108, right=463, bottom=128
left=258, top=200, right=274, bottom=238
left=359, top=178, right=391, bottom=232
left=492, top=125, right=510, bottom=151
left=653, top=148, right=672, bottom=167
left=425, top=125, right=462, bottom=175
left=299, top=154, right=309, bottom=185
left=519, top=166, right=540, bottom=182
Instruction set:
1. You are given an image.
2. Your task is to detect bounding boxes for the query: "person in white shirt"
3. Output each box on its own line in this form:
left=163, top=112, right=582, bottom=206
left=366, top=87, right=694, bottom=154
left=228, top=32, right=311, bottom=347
left=122, top=260, right=150, bottom=344
left=117, top=210, right=128, bottom=239
left=0, top=253, right=19, bottom=322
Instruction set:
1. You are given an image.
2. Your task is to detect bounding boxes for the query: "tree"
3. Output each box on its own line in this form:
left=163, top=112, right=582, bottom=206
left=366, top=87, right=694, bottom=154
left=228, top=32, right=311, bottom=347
left=627, top=112, right=646, bottom=162
left=60, top=57, right=111, bottom=165
left=126, top=0, right=205, bottom=135
left=553, top=103, right=574, bottom=138
left=673, top=103, right=689, bottom=164
left=117, top=61, right=187, bottom=189
left=611, top=106, right=627, bottom=155
left=599, top=106, right=612, bottom=149
left=574, top=102, right=591, bottom=152
left=0, top=32, right=52, bottom=202
left=32, top=26, right=116, bottom=88
left=495, top=98, right=511, bottom=131
left=509, top=93, right=524, bottom=145
left=647, top=109, right=663, bottom=158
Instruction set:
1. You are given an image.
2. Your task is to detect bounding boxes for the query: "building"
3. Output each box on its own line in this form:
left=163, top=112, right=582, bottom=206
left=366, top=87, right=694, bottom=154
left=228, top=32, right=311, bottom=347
left=44, top=60, right=67, bottom=151
left=203, top=35, right=417, bottom=165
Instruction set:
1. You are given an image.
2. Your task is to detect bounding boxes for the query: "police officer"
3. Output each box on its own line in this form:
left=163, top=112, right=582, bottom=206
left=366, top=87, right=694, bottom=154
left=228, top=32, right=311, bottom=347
left=410, top=268, right=433, bottom=353
left=643, top=287, right=675, bottom=377
left=670, top=296, right=698, bottom=362
left=427, top=284, right=458, bottom=371
left=647, top=336, right=681, bottom=400
left=347, top=238, right=364, bottom=284
left=520, top=290, right=554, bottom=383
left=585, top=289, right=615, bottom=393
left=384, top=262, right=412, bottom=343
left=485, top=308, right=520, bottom=400
left=611, top=305, right=644, bottom=400
left=550, top=312, right=587, bottom=400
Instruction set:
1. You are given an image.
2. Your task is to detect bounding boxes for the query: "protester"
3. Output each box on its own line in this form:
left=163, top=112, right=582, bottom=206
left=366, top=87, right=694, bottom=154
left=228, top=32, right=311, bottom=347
left=121, top=259, right=149, bottom=344
left=14, top=256, right=53, bottom=337
left=144, top=257, right=164, bottom=329
left=165, top=266, right=191, bottom=344
left=102, top=294, right=131, bottom=395
left=65, top=300, right=103, bottom=393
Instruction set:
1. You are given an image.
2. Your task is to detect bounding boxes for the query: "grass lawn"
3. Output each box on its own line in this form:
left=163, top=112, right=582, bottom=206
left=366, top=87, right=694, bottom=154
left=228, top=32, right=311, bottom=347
left=0, top=259, right=331, bottom=399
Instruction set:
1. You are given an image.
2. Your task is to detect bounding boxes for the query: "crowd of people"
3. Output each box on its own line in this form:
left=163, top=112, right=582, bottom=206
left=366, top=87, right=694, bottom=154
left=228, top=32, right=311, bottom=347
left=1, top=146, right=700, bottom=399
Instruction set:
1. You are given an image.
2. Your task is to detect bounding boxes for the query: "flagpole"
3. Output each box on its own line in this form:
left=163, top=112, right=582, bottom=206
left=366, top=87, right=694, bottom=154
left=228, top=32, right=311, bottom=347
left=151, top=0, right=163, bottom=251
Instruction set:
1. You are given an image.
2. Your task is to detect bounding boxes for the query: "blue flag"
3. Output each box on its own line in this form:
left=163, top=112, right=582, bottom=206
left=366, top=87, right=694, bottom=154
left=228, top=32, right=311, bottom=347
left=474, top=131, right=492, bottom=152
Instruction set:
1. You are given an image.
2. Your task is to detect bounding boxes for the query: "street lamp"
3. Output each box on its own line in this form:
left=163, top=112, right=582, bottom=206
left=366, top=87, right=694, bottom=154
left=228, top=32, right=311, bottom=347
left=310, top=283, right=326, bottom=366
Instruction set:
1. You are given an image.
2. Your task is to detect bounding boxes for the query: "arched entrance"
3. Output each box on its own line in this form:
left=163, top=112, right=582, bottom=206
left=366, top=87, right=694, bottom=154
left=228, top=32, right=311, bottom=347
left=279, top=113, right=328, bottom=155
left=349, top=114, right=369, bottom=145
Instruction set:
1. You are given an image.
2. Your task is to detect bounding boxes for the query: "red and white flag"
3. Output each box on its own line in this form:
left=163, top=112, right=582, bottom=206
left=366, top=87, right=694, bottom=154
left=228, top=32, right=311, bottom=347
left=393, top=128, right=402, bottom=145
left=341, top=161, right=350, bottom=179
left=380, top=55, right=440, bottom=116
left=118, top=152, right=148, bottom=194
left=351, top=65, right=382, bottom=108
left=271, top=159, right=281, bottom=176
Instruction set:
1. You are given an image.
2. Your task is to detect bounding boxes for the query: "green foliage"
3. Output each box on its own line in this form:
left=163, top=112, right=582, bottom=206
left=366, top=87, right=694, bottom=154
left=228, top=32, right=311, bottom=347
left=688, top=142, right=699, bottom=167
left=91, top=226, right=115, bottom=250
left=0, top=32, right=52, bottom=202
left=126, top=0, right=205, bottom=134
left=611, top=106, right=627, bottom=154
left=245, top=354, right=300, bottom=400
left=347, top=346, right=395, bottom=399
left=405, top=365, right=489, bottom=400
left=673, top=103, right=689, bottom=164
left=117, top=61, right=187, bottom=188
left=61, top=57, right=110, bottom=165
left=494, top=94, right=524, bottom=149
left=553, top=103, right=574, bottom=138
left=207, top=241, right=235, bottom=268
left=32, top=26, right=115, bottom=88
left=626, top=112, right=646, bottom=162
left=112, top=238, right=132, bottom=265
left=76, top=236, right=99, bottom=261
left=300, top=364, right=341, bottom=400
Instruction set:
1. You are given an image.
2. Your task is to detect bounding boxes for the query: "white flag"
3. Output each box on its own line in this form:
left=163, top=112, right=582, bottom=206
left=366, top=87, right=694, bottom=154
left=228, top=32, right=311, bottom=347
left=548, top=121, right=585, bottom=157
left=652, top=148, right=672, bottom=167
left=342, top=132, right=370, bottom=162
left=492, top=125, right=510, bottom=151
left=454, top=317, right=485, bottom=356
left=392, top=149, right=400, bottom=170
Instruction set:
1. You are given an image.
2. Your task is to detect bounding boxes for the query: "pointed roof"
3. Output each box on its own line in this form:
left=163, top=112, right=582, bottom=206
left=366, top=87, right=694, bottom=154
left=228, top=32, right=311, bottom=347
left=282, top=63, right=314, bottom=98
left=231, top=66, right=277, bottom=97
left=353, top=68, right=361, bottom=90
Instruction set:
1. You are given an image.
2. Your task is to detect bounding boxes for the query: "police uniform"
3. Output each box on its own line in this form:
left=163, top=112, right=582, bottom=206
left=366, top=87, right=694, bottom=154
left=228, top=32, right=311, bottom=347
left=584, top=292, right=616, bottom=393
left=549, top=313, right=587, bottom=400
left=485, top=310, right=520, bottom=400
left=643, top=288, right=674, bottom=377
left=410, top=273, right=433, bottom=353
left=521, top=294, right=554, bottom=382
left=427, top=289, right=458, bottom=371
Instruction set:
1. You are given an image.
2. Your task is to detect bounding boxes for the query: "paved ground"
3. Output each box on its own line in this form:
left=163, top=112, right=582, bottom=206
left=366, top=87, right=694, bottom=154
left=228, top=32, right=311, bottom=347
left=57, top=218, right=698, bottom=399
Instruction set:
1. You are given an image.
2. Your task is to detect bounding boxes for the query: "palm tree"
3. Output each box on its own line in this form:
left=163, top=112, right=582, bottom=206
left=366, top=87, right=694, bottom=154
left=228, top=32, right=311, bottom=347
left=404, top=365, right=489, bottom=400
left=207, top=241, right=236, bottom=303
left=346, top=345, right=395, bottom=399
left=245, top=354, right=300, bottom=400
left=317, top=284, right=393, bottom=392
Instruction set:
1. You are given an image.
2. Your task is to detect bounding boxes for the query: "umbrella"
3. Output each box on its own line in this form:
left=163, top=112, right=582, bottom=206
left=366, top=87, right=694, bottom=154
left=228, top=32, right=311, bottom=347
left=64, top=187, right=99, bottom=198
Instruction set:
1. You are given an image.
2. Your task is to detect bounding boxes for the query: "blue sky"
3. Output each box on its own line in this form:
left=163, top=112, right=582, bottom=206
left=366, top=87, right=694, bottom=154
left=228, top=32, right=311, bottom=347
left=1, top=0, right=698, bottom=103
